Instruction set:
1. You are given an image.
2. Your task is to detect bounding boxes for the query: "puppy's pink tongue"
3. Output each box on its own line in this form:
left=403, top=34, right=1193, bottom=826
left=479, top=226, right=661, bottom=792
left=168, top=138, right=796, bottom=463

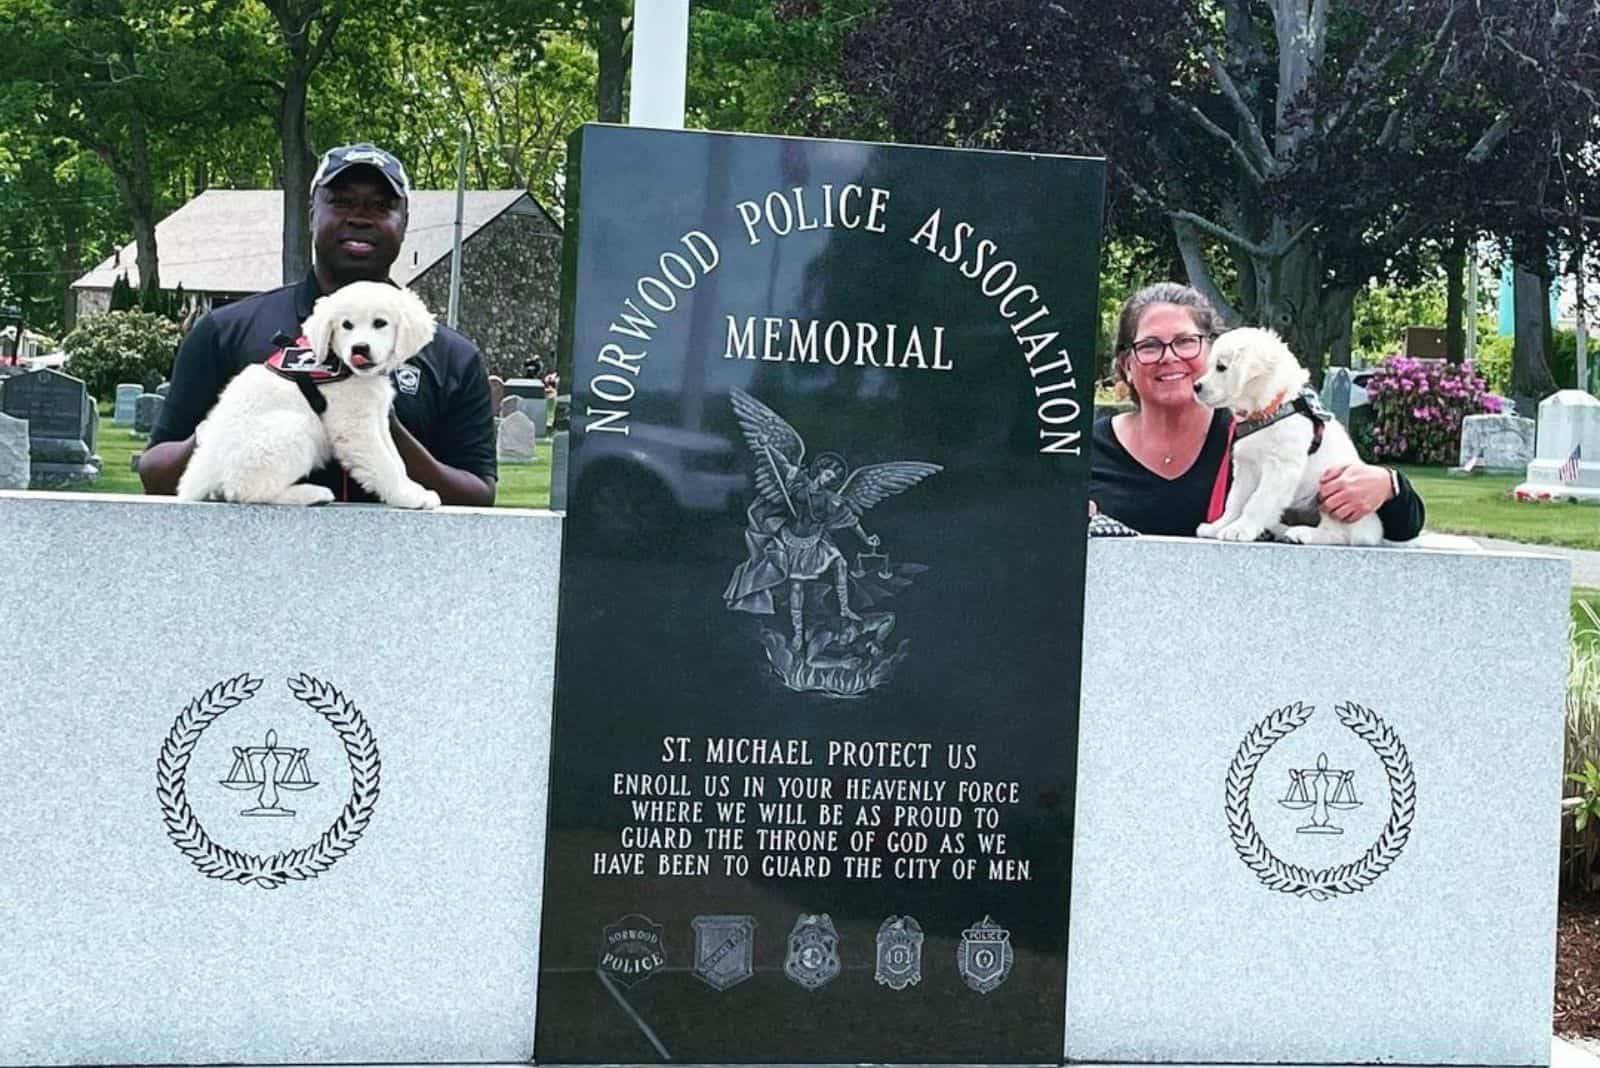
left=350, top=354, right=370, bottom=368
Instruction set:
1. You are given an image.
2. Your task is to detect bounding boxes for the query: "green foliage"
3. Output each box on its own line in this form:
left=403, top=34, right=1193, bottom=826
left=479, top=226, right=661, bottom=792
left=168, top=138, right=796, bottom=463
left=1475, top=328, right=1597, bottom=396
left=1564, top=598, right=1600, bottom=893
left=108, top=274, right=137, bottom=312
left=1351, top=276, right=1448, bottom=363
left=61, top=310, right=180, bottom=401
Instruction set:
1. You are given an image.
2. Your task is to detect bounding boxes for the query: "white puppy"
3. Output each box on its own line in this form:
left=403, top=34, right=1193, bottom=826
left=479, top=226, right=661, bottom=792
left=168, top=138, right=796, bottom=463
left=1192, top=327, right=1381, bottom=546
left=177, top=281, right=440, bottom=509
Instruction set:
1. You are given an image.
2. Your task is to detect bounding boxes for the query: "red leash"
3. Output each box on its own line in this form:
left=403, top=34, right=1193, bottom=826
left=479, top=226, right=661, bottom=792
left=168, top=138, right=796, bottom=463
left=1205, top=417, right=1237, bottom=523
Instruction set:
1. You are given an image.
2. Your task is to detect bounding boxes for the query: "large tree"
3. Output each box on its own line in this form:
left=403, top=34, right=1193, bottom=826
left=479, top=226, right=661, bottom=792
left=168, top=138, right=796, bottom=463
left=0, top=0, right=252, bottom=304
left=810, top=0, right=1594, bottom=380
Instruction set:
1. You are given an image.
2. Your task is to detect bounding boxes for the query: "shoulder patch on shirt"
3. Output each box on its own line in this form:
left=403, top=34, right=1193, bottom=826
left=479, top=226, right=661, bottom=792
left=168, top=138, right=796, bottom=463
left=392, top=363, right=421, bottom=395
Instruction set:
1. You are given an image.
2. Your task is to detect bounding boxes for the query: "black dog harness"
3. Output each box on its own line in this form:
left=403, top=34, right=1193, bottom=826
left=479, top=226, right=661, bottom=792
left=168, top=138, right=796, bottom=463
left=1233, top=386, right=1333, bottom=455
left=264, top=331, right=351, bottom=415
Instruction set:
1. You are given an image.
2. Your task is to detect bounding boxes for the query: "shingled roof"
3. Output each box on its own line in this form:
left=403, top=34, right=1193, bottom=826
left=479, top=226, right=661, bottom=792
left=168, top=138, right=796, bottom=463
left=72, top=188, right=545, bottom=294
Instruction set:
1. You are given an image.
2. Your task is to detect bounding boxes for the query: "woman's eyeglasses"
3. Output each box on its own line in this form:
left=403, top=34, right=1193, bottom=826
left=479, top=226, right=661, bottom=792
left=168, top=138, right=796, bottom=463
left=1128, top=334, right=1207, bottom=364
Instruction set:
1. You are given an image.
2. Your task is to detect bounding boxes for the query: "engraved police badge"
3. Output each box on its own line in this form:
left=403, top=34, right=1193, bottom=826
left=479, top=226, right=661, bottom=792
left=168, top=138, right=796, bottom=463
left=874, top=915, right=923, bottom=989
left=956, top=915, right=1013, bottom=994
left=783, top=913, right=841, bottom=990
left=600, top=914, right=666, bottom=987
left=692, top=914, right=756, bottom=991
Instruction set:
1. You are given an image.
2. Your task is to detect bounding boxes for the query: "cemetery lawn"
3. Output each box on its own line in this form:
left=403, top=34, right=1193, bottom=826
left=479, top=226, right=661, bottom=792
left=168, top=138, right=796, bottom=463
left=78, top=410, right=147, bottom=495
left=75, top=412, right=553, bottom=506
left=493, top=439, right=552, bottom=508
left=1397, top=465, right=1600, bottom=551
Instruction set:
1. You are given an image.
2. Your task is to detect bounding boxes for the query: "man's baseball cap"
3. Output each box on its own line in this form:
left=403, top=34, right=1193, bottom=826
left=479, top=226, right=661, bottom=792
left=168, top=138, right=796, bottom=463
left=310, top=143, right=410, bottom=202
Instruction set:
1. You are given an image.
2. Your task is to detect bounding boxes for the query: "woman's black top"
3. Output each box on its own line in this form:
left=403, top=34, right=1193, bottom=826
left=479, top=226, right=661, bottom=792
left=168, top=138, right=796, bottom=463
left=1087, top=410, right=1425, bottom=540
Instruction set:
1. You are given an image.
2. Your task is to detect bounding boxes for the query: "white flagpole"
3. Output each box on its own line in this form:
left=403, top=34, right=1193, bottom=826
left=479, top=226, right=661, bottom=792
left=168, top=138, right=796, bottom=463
left=629, top=0, right=689, bottom=129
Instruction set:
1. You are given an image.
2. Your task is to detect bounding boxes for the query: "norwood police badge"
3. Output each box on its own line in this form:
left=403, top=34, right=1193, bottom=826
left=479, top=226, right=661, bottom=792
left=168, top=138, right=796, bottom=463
left=691, top=914, right=756, bottom=991
left=874, top=915, right=923, bottom=989
left=783, top=913, right=840, bottom=990
left=392, top=363, right=421, bottom=395
left=956, top=915, right=1013, bottom=994
left=600, top=914, right=666, bottom=987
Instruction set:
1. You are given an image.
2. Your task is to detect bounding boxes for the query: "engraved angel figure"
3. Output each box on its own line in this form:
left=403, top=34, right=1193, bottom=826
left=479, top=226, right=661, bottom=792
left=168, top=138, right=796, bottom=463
left=723, top=388, right=940, bottom=696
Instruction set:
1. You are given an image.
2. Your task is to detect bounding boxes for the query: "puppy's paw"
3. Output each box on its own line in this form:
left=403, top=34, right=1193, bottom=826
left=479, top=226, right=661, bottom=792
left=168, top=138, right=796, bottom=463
left=1195, top=521, right=1222, bottom=539
left=391, top=485, right=440, bottom=510
left=1279, top=524, right=1319, bottom=544
left=1217, top=521, right=1264, bottom=542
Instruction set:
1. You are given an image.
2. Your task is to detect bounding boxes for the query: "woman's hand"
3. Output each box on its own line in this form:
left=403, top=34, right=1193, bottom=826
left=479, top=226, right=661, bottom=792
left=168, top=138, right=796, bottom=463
left=1318, top=463, right=1392, bottom=522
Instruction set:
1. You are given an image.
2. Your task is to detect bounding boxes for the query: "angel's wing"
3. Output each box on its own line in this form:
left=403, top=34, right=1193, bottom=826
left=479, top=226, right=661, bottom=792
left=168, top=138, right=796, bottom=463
left=729, top=388, right=807, bottom=506
left=838, top=461, right=943, bottom=515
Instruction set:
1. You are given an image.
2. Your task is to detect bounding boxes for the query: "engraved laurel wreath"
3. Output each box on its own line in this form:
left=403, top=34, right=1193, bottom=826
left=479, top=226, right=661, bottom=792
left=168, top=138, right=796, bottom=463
left=156, top=673, right=381, bottom=889
left=1225, top=701, right=1415, bottom=900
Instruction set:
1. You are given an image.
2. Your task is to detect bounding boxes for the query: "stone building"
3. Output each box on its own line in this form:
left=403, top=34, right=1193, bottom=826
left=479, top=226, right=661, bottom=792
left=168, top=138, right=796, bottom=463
left=70, top=188, right=561, bottom=377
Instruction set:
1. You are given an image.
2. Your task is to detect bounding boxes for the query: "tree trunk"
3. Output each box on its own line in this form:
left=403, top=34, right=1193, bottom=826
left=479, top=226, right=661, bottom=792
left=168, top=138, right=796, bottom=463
left=1444, top=235, right=1465, bottom=364
left=102, top=111, right=160, bottom=303
left=1511, top=260, right=1558, bottom=398
left=595, top=6, right=627, bottom=123
left=280, top=65, right=315, bottom=284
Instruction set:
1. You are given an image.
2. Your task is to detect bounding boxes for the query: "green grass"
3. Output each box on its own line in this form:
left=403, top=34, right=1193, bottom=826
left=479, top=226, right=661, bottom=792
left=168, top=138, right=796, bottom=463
left=75, top=407, right=148, bottom=495
left=1577, top=589, right=1600, bottom=659
left=493, top=439, right=553, bottom=509
left=1397, top=464, right=1600, bottom=551
left=68, top=410, right=553, bottom=507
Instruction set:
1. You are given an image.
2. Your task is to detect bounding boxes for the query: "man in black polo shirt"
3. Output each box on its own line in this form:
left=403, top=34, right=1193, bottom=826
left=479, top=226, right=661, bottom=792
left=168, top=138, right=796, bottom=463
left=141, top=143, right=496, bottom=505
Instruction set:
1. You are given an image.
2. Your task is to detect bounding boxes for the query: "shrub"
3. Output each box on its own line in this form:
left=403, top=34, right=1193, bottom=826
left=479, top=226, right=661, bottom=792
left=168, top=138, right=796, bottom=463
left=61, top=310, right=181, bottom=401
left=1563, top=599, right=1600, bottom=895
left=1363, top=354, right=1498, bottom=465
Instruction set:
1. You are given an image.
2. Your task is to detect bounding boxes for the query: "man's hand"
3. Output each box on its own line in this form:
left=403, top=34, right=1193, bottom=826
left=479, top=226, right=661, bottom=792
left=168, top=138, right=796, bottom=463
left=1318, top=463, right=1392, bottom=522
left=389, top=412, right=495, bottom=507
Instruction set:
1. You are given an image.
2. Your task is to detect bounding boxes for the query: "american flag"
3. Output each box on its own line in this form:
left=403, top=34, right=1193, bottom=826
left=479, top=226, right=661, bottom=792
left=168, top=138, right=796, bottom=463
left=1559, top=444, right=1582, bottom=483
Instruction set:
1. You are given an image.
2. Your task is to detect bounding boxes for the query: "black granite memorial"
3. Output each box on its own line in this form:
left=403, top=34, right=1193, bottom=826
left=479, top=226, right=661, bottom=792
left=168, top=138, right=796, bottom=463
left=538, top=125, right=1104, bottom=1064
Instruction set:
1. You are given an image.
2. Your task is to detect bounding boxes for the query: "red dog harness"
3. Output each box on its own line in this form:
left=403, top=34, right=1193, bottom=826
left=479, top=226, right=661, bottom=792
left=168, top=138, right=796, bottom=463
left=264, top=332, right=351, bottom=415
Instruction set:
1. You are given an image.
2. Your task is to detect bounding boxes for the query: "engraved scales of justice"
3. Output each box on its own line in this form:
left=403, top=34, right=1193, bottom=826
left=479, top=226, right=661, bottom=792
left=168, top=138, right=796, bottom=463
left=1278, top=751, right=1361, bottom=834
left=219, top=729, right=319, bottom=817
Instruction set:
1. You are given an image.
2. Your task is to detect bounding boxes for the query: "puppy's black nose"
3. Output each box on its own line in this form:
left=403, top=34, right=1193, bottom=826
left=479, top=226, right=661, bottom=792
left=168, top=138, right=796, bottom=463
left=351, top=343, right=371, bottom=357
left=1194, top=381, right=1203, bottom=394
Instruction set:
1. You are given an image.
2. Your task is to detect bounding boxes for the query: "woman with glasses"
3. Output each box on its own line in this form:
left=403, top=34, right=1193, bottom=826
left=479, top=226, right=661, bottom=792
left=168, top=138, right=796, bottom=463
left=1089, top=283, right=1424, bottom=539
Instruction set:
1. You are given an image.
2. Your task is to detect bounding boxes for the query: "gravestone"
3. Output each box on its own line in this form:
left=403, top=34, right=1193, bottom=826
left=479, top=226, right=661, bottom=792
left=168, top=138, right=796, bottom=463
left=497, top=409, right=537, bottom=463
left=155, top=381, right=170, bottom=398
left=0, top=369, right=98, bottom=487
left=549, top=430, right=568, bottom=511
left=503, top=377, right=543, bottom=401
left=114, top=383, right=141, bottom=426
left=488, top=374, right=505, bottom=418
left=1514, top=389, right=1600, bottom=501
left=1457, top=413, right=1535, bottom=472
left=499, top=395, right=524, bottom=419
left=134, top=393, right=163, bottom=436
left=80, top=393, right=98, bottom=463
left=0, top=412, right=29, bottom=489
left=538, top=125, right=1103, bottom=1064
left=1320, top=366, right=1353, bottom=425
left=520, top=396, right=548, bottom=437
left=1402, top=326, right=1447, bottom=358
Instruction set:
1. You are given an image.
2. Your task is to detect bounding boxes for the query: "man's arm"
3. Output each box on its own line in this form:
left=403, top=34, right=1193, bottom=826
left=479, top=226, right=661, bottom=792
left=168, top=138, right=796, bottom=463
left=138, top=436, right=197, bottom=495
left=389, top=412, right=495, bottom=506
left=140, top=315, right=223, bottom=495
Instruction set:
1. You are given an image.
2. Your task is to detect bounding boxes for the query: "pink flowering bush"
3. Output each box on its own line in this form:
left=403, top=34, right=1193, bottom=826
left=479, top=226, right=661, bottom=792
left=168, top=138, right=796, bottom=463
left=1363, top=355, right=1498, bottom=465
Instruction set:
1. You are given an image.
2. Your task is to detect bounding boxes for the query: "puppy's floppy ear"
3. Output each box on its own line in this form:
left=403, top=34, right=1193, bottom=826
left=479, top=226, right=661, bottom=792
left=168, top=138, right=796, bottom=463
left=392, top=287, right=437, bottom=359
left=301, top=294, right=338, bottom=358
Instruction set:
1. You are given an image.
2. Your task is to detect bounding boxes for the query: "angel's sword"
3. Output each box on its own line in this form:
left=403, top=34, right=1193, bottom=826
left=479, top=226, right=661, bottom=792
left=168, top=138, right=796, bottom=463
left=763, top=444, right=798, bottom=516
